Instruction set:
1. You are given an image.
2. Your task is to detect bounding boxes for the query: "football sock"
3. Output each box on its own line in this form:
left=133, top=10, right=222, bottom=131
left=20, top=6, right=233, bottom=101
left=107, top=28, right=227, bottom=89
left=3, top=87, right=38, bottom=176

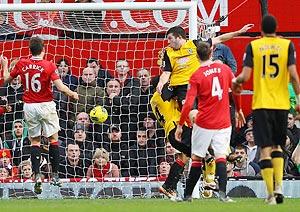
left=164, top=158, right=185, bottom=190
left=271, top=151, right=284, bottom=191
left=49, top=141, right=60, bottom=174
left=259, top=159, right=274, bottom=195
left=216, top=158, right=227, bottom=193
left=31, top=145, right=41, bottom=175
left=184, top=160, right=202, bottom=197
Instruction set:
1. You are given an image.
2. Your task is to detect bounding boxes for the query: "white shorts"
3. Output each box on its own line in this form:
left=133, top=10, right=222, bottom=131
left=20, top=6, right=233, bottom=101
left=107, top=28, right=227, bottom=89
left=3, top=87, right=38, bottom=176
left=191, top=124, right=231, bottom=158
left=24, top=101, right=60, bottom=138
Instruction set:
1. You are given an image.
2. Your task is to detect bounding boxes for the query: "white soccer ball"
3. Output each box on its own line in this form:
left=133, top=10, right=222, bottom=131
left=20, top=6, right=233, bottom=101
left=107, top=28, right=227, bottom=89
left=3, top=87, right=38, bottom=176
left=89, top=105, right=108, bottom=124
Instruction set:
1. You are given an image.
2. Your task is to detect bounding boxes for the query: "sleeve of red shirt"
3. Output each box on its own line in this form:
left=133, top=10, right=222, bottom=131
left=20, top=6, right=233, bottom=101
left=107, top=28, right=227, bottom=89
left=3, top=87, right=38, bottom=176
left=50, top=62, right=60, bottom=81
left=178, top=77, right=198, bottom=126
left=9, top=60, right=21, bottom=79
left=0, top=106, right=5, bottom=116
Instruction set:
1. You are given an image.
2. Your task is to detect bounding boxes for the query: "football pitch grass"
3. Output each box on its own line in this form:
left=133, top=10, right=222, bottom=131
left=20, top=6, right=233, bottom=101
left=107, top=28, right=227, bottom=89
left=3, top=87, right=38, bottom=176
left=1, top=198, right=300, bottom=212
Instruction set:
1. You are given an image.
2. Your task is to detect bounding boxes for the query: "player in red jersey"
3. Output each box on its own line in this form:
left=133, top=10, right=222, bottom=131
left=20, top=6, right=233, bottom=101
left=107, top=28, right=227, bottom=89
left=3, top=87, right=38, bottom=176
left=0, top=37, right=78, bottom=194
left=175, top=41, right=236, bottom=202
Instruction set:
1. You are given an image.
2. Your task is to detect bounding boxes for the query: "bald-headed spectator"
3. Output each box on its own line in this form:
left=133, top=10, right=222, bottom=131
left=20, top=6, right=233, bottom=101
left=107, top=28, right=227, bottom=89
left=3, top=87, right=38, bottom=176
left=135, top=68, right=156, bottom=121
left=87, top=58, right=112, bottom=88
left=73, top=67, right=105, bottom=113
left=59, top=141, right=87, bottom=178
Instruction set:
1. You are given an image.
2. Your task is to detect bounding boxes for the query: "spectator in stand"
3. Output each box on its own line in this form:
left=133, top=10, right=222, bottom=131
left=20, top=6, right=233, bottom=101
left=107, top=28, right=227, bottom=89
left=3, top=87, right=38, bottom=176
left=233, top=145, right=260, bottom=177
left=115, top=59, right=140, bottom=96
left=0, top=149, right=18, bottom=178
left=87, top=58, right=112, bottom=88
left=61, top=124, right=96, bottom=168
left=243, top=128, right=260, bottom=163
left=129, top=127, right=158, bottom=177
left=56, top=58, right=78, bottom=91
left=71, top=67, right=105, bottom=115
left=54, top=58, right=78, bottom=139
left=102, top=125, right=130, bottom=177
left=0, top=104, right=11, bottom=116
left=59, top=141, right=87, bottom=178
left=135, top=68, right=155, bottom=121
left=283, top=129, right=299, bottom=176
left=0, top=166, right=10, bottom=180
left=142, top=115, right=165, bottom=165
left=70, top=112, right=102, bottom=145
left=165, top=142, right=176, bottom=164
left=18, top=160, right=33, bottom=180
left=292, top=140, right=300, bottom=175
left=159, top=160, right=171, bottom=178
left=103, top=79, right=130, bottom=134
left=86, top=148, right=120, bottom=178
left=287, top=112, right=300, bottom=147
left=0, top=75, right=24, bottom=138
left=2, top=119, right=31, bottom=166
left=212, top=43, right=237, bottom=73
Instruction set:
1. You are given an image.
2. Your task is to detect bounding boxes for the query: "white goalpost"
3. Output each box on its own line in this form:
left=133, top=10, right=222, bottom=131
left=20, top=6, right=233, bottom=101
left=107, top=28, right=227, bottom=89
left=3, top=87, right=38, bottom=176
left=0, top=1, right=198, bottom=199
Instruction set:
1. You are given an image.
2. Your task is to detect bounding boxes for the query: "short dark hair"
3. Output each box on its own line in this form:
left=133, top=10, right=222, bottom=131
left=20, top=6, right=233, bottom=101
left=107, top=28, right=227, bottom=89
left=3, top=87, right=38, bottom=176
left=196, top=41, right=211, bottom=61
left=166, top=26, right=186, bottom=39
left=29, top=37, right=44, bottom=56
left=87, top=58, right=98, bottom=65
left=261, top=15, right=277, bottom=34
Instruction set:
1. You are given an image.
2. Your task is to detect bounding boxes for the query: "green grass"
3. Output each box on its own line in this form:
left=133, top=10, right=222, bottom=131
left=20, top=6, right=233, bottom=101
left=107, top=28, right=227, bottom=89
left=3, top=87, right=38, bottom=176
left=0, top=198, right=300, bottom=212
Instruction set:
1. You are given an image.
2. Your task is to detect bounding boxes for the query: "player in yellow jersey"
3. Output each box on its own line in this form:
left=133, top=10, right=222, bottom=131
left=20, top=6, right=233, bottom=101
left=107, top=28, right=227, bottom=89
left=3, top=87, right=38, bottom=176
left=233, top=15, right=300, bottom=205
left=150, top=85, right=191, bottom=200
left=156, top=24, right=254, bottom=108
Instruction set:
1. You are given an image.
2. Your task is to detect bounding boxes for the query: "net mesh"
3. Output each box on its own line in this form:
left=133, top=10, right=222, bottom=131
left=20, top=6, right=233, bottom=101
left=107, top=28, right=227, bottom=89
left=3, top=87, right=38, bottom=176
left=0, top=3, right=196, bottom=198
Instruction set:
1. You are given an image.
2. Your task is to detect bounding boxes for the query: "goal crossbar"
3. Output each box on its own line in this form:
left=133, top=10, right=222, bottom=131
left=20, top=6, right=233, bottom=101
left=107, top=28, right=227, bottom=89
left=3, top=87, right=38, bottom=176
left=0, top=2, right=198, bottom=39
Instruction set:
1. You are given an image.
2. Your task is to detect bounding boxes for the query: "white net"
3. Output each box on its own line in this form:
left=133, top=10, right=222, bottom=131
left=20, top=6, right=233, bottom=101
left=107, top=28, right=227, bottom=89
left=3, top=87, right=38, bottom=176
left=0, top=2, right=196, bottom=199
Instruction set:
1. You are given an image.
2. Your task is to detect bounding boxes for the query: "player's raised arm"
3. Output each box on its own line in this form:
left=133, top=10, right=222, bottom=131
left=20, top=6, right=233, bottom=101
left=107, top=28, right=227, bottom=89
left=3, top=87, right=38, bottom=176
left=212, top=24, right=254, bottom=45
left=53, top=79, right=79, bottom=100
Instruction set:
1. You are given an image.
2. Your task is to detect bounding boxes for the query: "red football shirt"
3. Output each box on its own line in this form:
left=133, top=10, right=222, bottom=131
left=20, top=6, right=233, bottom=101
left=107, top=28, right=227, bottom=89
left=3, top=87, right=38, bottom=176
left=10, top=57, right=60, bottom=103
left=179, top=63, right=234, bottom=129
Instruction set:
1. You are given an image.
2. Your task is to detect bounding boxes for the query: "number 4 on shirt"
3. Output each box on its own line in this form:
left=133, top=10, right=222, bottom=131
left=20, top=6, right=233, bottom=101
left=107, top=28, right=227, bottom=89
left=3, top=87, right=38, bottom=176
left=211, top=76, right=223, bottom=100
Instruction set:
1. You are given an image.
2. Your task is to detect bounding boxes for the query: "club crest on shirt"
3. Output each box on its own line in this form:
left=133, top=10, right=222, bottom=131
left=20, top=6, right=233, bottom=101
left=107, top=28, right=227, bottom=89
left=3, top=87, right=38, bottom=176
left=188, top=48, right=193, bottom=54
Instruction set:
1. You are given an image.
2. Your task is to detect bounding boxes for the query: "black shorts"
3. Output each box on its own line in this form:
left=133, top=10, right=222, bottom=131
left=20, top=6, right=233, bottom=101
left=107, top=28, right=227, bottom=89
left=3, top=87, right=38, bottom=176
left=173, top=85, right=188, bottom=105
left=168, top=125, right=192, bottom=157
left=253, top=109, right=288, bottom=148
left=172, top=85, right=197, bottom=109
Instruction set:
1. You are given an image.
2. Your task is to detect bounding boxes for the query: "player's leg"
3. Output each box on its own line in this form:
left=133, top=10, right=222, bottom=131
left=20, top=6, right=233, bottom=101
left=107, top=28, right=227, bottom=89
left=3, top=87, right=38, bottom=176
left=253, top=109, right=276, bottom=204
left=159, top=153, right=188, bottom=199
left=23, top=103, right=43, bottom=194
left=48, top=133, right=61, bottom=186
left=212, top=126, right=234, bottom=202
left=182, top=125, right=212, bottom=201
left=41, top=101, right=61, bottom=186
left=271, top=110, right=288, bottom=204
left=159, top=127, right=191, bottom=199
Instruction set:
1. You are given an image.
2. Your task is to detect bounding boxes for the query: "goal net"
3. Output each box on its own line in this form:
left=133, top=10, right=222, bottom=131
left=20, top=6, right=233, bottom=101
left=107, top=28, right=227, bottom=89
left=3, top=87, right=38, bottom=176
left=0, top=1, right=198, bottom=199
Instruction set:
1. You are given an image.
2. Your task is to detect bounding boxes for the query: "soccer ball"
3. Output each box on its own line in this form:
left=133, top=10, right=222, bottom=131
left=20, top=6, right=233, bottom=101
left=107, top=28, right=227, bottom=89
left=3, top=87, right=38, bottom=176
left=201, top=189, right=213, bottom=198
left=89, top=105, right=108, bottom=124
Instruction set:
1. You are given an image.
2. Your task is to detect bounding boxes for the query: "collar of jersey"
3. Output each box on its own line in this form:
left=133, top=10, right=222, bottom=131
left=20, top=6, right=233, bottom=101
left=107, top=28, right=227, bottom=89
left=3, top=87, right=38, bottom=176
left=30, top=56, right=43, bottom=60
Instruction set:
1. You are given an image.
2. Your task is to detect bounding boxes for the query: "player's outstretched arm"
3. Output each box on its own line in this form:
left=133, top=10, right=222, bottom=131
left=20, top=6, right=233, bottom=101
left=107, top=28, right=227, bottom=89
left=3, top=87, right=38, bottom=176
left=212, top=24, right=254, bottom=45
left=53, top=79, right=79, bottom=100
left=157, top=71, right=171, bottom=94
